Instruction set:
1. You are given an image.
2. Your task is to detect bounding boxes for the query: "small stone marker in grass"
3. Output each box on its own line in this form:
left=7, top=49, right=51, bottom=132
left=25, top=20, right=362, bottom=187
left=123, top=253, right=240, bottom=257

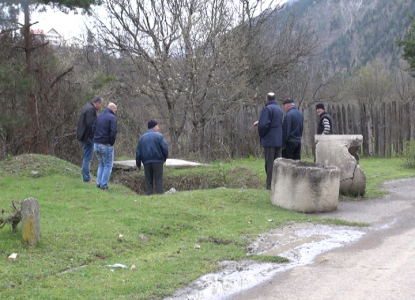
left=21, top=197, right=41, bottom=245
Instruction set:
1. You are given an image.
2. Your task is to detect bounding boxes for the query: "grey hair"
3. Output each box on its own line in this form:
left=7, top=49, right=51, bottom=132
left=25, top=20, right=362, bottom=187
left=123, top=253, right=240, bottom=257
left=92, top=96, right=103, bottom=104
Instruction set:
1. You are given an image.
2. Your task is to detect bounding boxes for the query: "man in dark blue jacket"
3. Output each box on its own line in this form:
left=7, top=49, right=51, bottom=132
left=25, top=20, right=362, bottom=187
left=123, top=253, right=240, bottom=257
left=136, top=120, right=169, bottom=195
left=254, top=92, right=283, bottom=190
left=93, top=102, right=118, bottom=190
left=282, top=98, right=303, bottom=160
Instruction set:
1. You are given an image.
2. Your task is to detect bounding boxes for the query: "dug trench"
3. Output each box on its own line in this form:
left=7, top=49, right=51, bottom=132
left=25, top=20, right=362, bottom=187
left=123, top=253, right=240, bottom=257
left=111, top=165, right=263, bottom=195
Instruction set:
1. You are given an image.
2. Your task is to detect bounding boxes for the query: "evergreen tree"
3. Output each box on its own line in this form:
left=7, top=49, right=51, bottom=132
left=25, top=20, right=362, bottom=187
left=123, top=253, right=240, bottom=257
left=0, top=0, right=101, bottom=153
left=396, top=14, right=415, bottom=77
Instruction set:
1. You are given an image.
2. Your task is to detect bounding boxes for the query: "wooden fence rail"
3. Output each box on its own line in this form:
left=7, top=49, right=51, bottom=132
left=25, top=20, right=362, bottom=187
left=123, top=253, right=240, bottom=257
left=198, top=101, right=415, bottom=159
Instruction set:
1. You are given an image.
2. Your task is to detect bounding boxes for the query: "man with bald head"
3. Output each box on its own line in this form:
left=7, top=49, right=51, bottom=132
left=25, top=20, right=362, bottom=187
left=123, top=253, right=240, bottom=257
left=93, top=102, right=118, bottom=190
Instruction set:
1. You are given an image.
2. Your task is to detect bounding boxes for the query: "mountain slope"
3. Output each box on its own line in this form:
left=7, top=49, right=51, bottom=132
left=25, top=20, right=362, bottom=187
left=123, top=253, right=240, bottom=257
left=283, top=0, right=415, bottom=74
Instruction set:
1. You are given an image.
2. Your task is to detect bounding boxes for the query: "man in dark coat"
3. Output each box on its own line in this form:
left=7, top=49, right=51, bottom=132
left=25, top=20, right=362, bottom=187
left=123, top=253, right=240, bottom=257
left=76, top=96, right=103, bottom=183
left=253, top=92, right=283, bottom=190
left=136, top=120, right=169, bottom=195
left=282, top=98, right=304, bottom=160
left=316, top=103, right=334, bottom=135
left=93, top=102, right=118, bottom=190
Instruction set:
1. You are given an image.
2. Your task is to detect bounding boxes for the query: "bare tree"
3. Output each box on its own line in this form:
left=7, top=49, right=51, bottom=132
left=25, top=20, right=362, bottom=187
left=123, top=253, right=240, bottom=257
left=349, top=60, right=392, bottom=105
left=94, top=0, right=318, bottom=155
left=394, top=64, right=415, bottom=102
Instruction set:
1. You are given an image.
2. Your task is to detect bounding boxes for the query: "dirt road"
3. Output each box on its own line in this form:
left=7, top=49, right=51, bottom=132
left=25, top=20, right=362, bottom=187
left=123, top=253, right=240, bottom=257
left=228, top=178, right=415, bottom=300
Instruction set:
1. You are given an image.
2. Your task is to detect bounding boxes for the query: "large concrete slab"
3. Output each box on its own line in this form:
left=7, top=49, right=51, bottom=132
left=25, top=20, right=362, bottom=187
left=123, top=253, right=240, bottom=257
left=113, top=159, right=211, bottom=170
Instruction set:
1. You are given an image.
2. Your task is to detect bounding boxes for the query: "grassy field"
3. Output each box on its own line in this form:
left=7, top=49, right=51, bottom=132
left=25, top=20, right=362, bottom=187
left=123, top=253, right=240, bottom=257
left=0, top=154, right=413, bottom=299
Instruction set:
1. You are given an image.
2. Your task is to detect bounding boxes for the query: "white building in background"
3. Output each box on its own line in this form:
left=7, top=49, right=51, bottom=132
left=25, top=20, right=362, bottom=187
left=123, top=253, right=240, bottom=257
left=31, top=28, right=62, bottom=47
left=45, top=28, right=61, bottom=46
left=30, top=28, right=86, bottom=48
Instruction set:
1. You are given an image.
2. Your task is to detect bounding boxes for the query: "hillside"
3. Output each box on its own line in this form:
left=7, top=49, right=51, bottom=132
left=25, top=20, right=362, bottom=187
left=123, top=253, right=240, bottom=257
left=283, top=0, right=415, bottom=74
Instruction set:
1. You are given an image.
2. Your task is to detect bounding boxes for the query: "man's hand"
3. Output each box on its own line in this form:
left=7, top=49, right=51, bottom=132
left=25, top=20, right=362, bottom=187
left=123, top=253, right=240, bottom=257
left=136, top=167, right=140, bottom=172
left=253, top=121, right=258, bottom=127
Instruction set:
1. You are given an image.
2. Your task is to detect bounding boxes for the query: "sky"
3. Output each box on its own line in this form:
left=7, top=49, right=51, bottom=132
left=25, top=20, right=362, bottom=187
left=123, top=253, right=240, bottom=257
left=30, top=8, right=93, bottom=39
left=28, top=0, right=290, bottom=39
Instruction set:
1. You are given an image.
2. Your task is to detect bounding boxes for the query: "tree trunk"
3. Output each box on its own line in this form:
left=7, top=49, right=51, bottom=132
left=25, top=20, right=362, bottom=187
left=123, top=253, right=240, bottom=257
left=22, top=2, right=39, bottom=153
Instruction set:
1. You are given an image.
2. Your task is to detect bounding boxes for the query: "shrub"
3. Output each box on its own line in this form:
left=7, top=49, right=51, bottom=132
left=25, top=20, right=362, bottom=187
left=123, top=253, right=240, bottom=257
left=402, top=139, right=415, bottom=168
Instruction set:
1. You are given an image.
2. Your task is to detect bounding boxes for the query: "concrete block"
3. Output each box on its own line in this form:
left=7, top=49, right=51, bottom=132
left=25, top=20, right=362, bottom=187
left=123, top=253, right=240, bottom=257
left=271, top=158, right=340, bottom=213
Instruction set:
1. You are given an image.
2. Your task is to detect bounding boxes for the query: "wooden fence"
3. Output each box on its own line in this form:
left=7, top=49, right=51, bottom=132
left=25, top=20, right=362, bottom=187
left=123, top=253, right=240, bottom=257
left=198, top=100, right=415, bottom=159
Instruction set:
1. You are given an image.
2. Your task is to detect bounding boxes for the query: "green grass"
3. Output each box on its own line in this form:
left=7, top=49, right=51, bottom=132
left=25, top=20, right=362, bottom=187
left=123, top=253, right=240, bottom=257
left=360, top=157, right=414, bottom=198
left=0, top=154, right=412, bottom=299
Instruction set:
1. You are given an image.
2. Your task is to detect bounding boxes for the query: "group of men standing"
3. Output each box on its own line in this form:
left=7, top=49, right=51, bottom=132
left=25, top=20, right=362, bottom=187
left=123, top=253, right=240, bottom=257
left=76, top=96, right=169, bottom=195
left=76, top=93, right=332, bottom=194
left=255, top=92, right=333, bottom=190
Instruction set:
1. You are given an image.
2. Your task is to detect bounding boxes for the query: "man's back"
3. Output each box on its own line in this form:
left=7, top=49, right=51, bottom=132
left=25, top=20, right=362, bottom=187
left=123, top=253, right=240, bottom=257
left=137, top=130, right=169, bottom=165
left=258, top=100, right=283, bottom=148
left=94, top=108, right=118, bottom=146
left=283, top=107, right=304, bottom=143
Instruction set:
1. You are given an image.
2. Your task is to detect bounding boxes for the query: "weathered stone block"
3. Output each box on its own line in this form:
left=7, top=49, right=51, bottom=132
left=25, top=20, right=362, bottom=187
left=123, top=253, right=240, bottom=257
left=315, top=135, right=366, bottom=196
left=21, top=197, right=41, bottom=245
left=271, top=158, right=340, bottom=213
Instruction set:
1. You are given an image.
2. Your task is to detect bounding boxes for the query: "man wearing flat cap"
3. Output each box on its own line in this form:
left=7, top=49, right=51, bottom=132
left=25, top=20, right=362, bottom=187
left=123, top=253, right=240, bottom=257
left=136, top=120, right=169, bottom=195
left=316, top=103, right=333, bottom=135
left=253, top=92, right=283, bottom=190
left=282, top=98, right=304, bottom=160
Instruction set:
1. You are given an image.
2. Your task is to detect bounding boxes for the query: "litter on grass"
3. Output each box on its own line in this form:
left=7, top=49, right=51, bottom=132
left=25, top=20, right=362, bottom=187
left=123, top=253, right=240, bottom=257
left=106, top=264, right=128, bottom=269
left=8, top=253, right=17, bottom=261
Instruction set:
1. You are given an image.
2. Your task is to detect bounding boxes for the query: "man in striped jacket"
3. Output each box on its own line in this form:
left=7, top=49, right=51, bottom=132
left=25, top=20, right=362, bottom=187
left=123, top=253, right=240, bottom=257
left=316, top=103, right=333, bottom=135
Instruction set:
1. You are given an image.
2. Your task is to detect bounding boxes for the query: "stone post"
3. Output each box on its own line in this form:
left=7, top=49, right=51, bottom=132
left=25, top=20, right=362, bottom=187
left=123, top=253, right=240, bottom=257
left=21, top=197, right=41, bottom=245
left=315, top=135, right=366, bottom=196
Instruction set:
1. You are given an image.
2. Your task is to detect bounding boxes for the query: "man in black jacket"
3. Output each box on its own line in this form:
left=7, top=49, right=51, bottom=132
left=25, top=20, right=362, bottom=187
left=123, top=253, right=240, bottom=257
left=316, top=103, right=334, bottom=135
left=282, top=98, right=304, bottom=160
left=93, top=102, right=118, bottom=190
left=76, top=96, right=103, bottom=183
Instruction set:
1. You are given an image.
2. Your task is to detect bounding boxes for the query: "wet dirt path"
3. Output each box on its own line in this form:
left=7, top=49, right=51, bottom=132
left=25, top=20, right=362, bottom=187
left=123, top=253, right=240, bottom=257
left=166, top=178, right=415, bottom=300
left=227, top=178, right=415, bottom=300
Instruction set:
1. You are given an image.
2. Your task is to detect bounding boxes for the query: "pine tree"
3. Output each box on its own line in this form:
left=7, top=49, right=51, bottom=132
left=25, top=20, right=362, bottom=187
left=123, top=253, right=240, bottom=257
left=0, top=0, right=101, bottom=152
left=396, top=14, right=415, bottom=77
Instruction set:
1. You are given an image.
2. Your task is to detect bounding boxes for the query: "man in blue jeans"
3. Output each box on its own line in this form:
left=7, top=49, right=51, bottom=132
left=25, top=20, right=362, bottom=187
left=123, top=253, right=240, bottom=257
left=136, top=120, right=169, bottom=195
left=76, top=96, right=103, bottom=183
left=93, top=102, right=118, bottom=190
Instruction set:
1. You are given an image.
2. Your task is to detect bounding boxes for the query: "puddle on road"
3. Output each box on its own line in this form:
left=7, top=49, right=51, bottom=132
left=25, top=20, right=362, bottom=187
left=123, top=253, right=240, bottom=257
left=165, top=223, right=366, bottom=300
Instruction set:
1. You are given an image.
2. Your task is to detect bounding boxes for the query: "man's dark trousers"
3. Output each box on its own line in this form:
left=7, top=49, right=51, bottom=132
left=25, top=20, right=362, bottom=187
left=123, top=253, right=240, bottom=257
left=144, top=162, right=164, bottom=195
left=282, top=142, right=301, bottom=160
left=264, top=147, right=281, bottom=190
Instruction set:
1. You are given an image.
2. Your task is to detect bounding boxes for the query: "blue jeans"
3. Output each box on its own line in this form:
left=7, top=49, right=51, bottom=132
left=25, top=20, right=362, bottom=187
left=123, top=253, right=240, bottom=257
left=81, top=141, right=94, bottom=182
left=94, top=143, right=114, bottom=189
